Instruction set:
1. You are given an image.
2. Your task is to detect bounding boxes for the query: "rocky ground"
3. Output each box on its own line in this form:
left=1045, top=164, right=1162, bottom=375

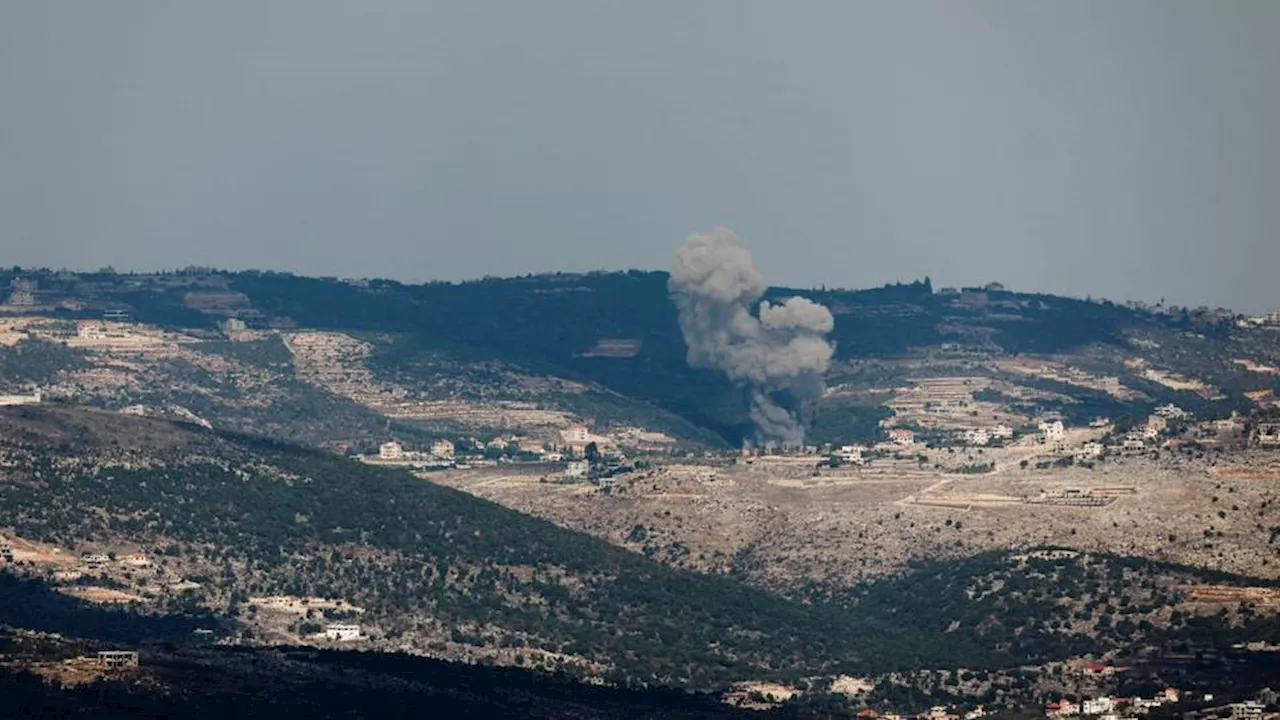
left=431, top=446, right=1280, bottom=592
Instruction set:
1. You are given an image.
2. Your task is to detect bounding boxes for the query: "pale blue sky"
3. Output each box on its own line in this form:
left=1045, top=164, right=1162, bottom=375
left=2, top=1, right=1277, bottom=311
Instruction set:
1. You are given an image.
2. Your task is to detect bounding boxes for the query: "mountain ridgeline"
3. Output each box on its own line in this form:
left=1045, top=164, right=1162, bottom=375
left=12, top=266, right=1258, bottom=447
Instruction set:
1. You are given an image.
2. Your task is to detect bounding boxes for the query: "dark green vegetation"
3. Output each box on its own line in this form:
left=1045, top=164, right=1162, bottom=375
left=805, top=402, right=893, bottom=447
left=0, top=338, right=85, bottom=391
left=11, top=267, right=1269, bottom=447
left=4, top=407, right=1279, bottom=695
left=825, top=551, right=1280, bottom=668
left=0, top=630, right=778, bottom=720
left=193, top=336, right=295, bottom=371
left=0, top=573, right=217, bottom=645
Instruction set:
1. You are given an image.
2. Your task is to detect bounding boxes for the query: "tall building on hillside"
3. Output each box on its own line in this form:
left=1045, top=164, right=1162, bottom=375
left=563, top=424, right=590, bottom=444
left=379, top=441, right=404, bottom=460
left=6, top=278, right=36, bottom=306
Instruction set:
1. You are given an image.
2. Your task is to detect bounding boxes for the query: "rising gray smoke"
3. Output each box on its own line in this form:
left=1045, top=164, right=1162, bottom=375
left=668, top=228, right=835, bottom=447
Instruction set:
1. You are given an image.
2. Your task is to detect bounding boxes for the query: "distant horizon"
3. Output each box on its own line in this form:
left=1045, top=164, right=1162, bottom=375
left=4, top=261, right=1260, bottom=315
left=4, top=3, right=1278, bottom=318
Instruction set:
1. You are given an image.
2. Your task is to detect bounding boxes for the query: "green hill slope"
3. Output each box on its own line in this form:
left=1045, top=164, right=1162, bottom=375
left=0, top=406, right=947, bottom=688
left=4, top=406, right=1276, bottom=693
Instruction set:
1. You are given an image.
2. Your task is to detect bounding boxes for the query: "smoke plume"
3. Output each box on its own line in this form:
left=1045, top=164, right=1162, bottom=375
left=668, top=228, right=835, bottom=447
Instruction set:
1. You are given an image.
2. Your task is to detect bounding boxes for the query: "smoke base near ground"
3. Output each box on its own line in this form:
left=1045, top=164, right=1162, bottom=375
left=668, top=228, right=836, bottom=447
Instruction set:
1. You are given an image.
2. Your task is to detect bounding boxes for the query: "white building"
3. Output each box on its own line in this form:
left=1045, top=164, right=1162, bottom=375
left=81, top=553, right=110, bottom=568
left=563, top=424, right=591, bottom=444
left=0, top=391, right=41, bottom=407
left=1038, top=420, right=1066, bottom=444
left=963, top=428, right=991, bottom=446
left=564, top=460, right=590, bottom=479
left=888, top=428, right=916, bottom=446
left=1046, top=701, right=1079, bottom=717
left=836, top=445, right=865, bottom=464
left=378, top=441, right=404, bottom=460
left=1122, top=436, right=1148, bottom=452
left=1076, top=442, right=1104, bottom=460
left=1214, top=415, right=1243, bottom=432
left=990, top=425, right=1014, bottom=440
left=6, top=278, right=36, bottom=306
left=1229, top=701, right=1264, bottom=720
left=123, top=553, right=151, bottom=568
left=1154, top=403, right=1189, bottom=420
left=324, top=624, right=362, bottom=642
left=429, top=439, right=455, bottom=459
left=517, top=439, right=545, bottom=455
left=1082, top=697, right=1115, bottom=715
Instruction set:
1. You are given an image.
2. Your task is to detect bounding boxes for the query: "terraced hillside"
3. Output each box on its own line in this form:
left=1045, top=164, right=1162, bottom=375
left=2, top=268, right=1276, bottom=450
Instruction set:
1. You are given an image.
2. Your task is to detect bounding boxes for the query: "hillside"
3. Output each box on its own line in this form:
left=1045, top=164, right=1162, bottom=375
left=0, top=405, right=946, bottom=689
left=1, top=268, right=1276, bottom=452
left=3, top=406, right=1280, bottom=711
left=0, top=628, right=767, bottom=720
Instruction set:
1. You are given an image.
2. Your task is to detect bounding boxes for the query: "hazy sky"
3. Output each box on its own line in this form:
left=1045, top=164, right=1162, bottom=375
left=2, top=2, right=1277, bottom=312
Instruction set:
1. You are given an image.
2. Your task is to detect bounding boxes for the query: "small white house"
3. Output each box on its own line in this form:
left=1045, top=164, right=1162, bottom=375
left=0, top=391, right=42, bottom=407
left=1038, top=420, right=1066, bottom=444
left=430, top=439, right=455, bottom=459
left=81, top=553, right=110, bottom=568
left=990, top=425, right=1014, bottom=440
left=564, top=460, right=590, bottom=479
left=1082, top=697, right=1115, bottom=715
left=324, top=624, right=361, bottom=641
left=1154, top=403, right=1189, bottom=420
left=1122, top=436, right=1148, bottom=452
left=963, top=428, right=991, bottom=446
left=1076, top=442, right=1104, bottom=460
left=836, top=445, right=865, bottom=464
left=888, top=428, right=916, bottom=446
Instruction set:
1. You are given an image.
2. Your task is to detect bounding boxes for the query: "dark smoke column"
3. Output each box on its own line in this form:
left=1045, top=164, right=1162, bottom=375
left=668, top=228, right=835, bottom=447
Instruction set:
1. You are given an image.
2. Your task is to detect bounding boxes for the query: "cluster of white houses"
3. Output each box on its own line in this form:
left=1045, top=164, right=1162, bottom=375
left=370, top=422, right=652, bottom=468
left=1048, top=686, right=1279, bottom=720
left=375, top=439, right=458, bottom=464
left=79, top=552, right=151, bottom=570
left=1046, top=686, right=1182, bottom=719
